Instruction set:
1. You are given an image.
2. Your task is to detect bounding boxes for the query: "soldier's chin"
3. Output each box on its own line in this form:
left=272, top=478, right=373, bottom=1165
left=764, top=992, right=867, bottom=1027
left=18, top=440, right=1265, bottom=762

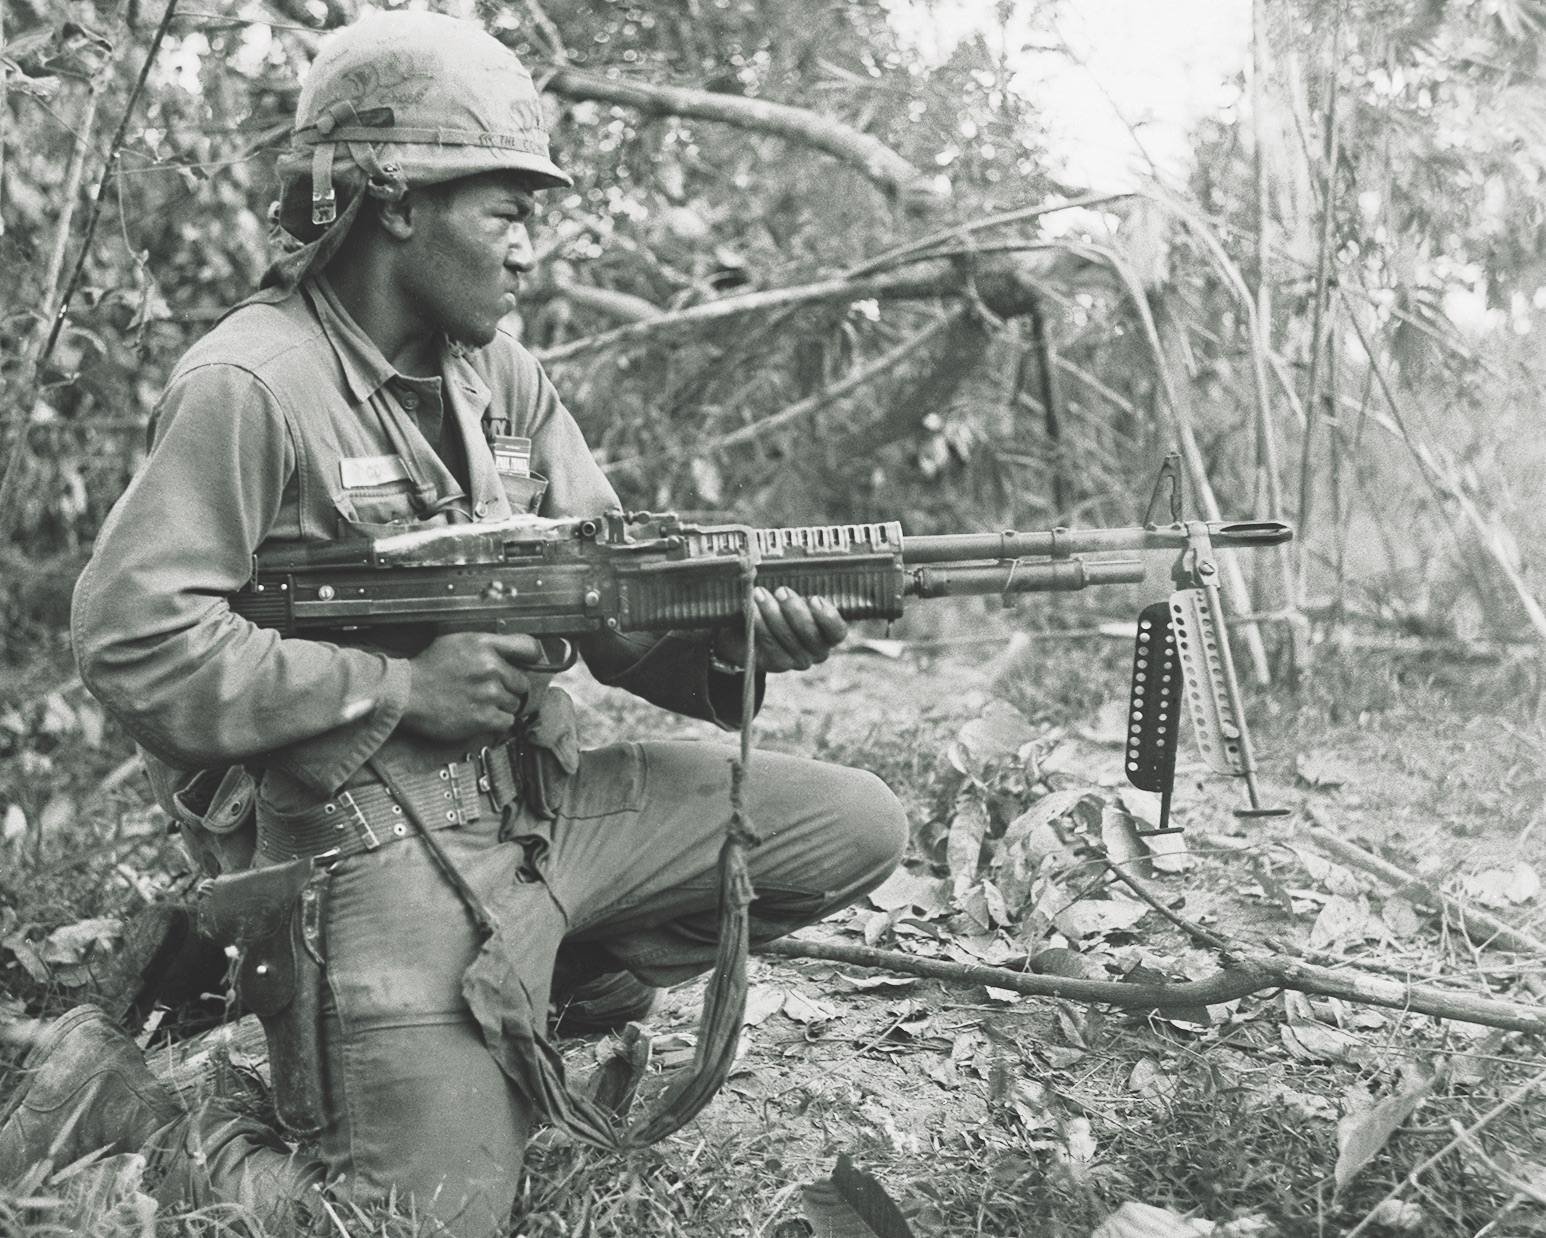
left=447, top=319, right=501, bottom=350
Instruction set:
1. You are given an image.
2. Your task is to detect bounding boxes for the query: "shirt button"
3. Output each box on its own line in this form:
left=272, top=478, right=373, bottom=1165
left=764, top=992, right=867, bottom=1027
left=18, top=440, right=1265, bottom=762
left=400, top=391, right=419, bottom=410
left=474, top=501, right=488, bottom=518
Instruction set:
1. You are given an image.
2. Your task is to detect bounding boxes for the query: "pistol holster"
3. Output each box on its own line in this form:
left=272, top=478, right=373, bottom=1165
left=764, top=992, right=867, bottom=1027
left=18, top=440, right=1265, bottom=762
left=198, top=858, right=330, bottom=1138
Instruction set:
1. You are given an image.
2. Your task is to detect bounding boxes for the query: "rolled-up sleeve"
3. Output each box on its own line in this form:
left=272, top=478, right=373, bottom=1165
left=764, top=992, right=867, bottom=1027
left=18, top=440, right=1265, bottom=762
left=72, top=362, right=410, bottom=793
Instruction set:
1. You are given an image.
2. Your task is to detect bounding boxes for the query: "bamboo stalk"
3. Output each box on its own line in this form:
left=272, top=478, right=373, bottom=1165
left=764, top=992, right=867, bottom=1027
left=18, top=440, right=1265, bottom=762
left=1307, top=827, right=1546, bottom=955
left=1336, top=288, right=1546, bottom=648
left=1296, top=8, right=1344, bottom=602
left=758, top=938, right=1546, bottom=1034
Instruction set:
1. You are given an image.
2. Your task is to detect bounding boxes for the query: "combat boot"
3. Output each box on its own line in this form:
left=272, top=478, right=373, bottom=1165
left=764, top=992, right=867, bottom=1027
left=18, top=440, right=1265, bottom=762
left=1, top=1004, right=323, bottom=1233
left=0, top=1003, right=180, bottom=1175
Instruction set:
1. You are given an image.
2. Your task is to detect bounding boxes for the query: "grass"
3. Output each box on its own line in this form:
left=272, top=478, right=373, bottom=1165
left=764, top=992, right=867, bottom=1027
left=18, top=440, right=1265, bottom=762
left=5, top=624, right=1546, bottom=1236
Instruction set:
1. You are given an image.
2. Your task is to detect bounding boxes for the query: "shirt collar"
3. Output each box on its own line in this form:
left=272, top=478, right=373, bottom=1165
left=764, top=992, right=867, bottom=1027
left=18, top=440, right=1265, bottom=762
left=306, top=275, right=399, bottom=405
left=306, top=275, right=493, bottom=419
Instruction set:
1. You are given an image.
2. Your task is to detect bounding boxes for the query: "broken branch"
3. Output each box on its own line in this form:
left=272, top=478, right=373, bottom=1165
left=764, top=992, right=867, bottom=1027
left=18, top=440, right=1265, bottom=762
left=1306, top=826, right=1546, bottom=955
left=540, top=65, right=943, bottom=209
left=757, top=938, right=1546, bottom=1034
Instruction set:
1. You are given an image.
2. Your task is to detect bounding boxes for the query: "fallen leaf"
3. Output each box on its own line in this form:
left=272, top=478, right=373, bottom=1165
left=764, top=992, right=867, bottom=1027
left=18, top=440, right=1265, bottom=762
left=954, top=701, right=1036, bottom=770
left=1038, top=1043, right=1086, bottom=1069
left=1365, top=1200, right=1423, bottom=1231
left=801, top=1153, right=916, bottom=1238
left=984, top=986, right=1021, bottom=1003
left=867, top=870, right=950, bottom=917
left=1030, top=947, right=1105, bottom=980
left=744, top=984, right=785, bottom=1026
left=1057, top=1116, right=1098, bottom=1182
left=41, top=917, right=121, bottom=965
left=981, top=878, right=1012, bottom=927
left=1280, top=1022, right=1371, bottom=1065
left=3, top=932, right=50, bottom=983
left=1296, top=751, right=1351, bottom=788
left=1309, top=895, right=1383, bottom=949
left=783, top=989, right=839, bottom=1025
left=1054, top=898, right=1149, bottom=940
left=1101, top=803, right=1153, bottom=879
left=1091, top=1202, right=1215, bottom=1238
left=1128, top=1056, right=1179, bottom=1104
left=40, top=691, right=77, bottom=737
left=1335, top=1068, right=1437, bottom=1190
left=946, top=798, right=990, bottom=897
left=1462, top=863, right=1540, bottom=907
left=1380, top=896, right=1422, bottom=938
left=1146, top=830, right=1195, bottom=874
left=39, top=797, right=74, bottom=838
left=2, top=805, right=25, bottom=842
left=1260, top=1085, right=1338, bottom=1121
left=833, top=973, right=917, bottom=992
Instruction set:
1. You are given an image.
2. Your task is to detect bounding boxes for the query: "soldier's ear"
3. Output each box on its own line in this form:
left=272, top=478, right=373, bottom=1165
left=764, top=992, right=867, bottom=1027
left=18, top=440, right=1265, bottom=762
left=375, top=192, right=415, bottom=241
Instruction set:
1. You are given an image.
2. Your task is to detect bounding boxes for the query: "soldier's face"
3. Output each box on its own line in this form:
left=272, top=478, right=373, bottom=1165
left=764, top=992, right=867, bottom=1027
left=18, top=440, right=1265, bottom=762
left=399, top=173, right=538, bottom=348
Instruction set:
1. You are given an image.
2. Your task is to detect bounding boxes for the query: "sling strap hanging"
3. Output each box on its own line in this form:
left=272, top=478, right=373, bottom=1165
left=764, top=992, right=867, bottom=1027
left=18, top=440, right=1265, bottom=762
left=372, top=558, right=764, bottom=1150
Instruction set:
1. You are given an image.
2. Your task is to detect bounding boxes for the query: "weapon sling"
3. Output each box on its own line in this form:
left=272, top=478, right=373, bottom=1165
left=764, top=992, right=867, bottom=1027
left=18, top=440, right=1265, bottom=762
left=367, top=564, right=764, bottom=1150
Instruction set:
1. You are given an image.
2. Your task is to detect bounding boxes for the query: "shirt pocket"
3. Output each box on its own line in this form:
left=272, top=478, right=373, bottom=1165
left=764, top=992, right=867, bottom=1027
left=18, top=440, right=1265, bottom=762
left=498, top=471, right=549, bottom=515
left=332, top=480, right=423, bottom=537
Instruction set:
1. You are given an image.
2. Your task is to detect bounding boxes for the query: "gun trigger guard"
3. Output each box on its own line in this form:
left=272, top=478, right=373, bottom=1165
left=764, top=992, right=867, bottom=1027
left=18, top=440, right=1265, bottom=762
left=531, top=638, right=578, bottom=673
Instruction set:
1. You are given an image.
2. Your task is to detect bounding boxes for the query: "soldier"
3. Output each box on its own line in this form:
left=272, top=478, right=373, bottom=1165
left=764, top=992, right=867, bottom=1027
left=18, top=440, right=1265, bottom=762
left=2, top=12, right=907, bottom=1236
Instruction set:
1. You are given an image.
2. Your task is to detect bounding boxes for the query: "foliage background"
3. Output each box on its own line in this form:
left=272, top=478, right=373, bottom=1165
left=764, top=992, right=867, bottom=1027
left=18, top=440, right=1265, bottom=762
left=3, top=0, right=1544, bottom=669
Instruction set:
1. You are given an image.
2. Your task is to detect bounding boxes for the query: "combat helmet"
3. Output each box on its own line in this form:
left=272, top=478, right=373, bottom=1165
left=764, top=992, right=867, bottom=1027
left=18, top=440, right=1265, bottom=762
left=269, top=10, right=571, bottom=285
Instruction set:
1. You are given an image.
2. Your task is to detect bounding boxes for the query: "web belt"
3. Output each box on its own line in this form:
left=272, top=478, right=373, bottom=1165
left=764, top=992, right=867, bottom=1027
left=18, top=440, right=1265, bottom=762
left=256, top=739, right=524, bottom=862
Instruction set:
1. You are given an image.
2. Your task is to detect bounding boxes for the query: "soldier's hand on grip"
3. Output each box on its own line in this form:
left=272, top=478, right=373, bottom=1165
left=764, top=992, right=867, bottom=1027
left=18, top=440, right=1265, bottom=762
left=400, top=631, right=544, bottom=741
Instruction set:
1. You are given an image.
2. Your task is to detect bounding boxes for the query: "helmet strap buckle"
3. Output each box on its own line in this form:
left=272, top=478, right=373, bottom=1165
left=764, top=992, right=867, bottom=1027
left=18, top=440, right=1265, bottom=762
left=311, top=143, right=338, bottom=226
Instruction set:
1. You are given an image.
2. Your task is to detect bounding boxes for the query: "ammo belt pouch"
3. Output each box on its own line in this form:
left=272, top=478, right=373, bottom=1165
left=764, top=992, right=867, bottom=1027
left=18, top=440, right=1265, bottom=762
left=198, top=858, right=329, bottom=1138
left=168, top=762, right=258, bottom=876
left=256, top=733, right=563, bottom=864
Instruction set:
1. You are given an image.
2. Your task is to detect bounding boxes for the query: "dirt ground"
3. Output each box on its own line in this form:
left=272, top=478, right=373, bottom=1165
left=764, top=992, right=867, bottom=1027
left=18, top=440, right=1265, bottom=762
left=5, top=609, right=1546, bottom=1236
left=519, top=622, right=1546, bottom=1237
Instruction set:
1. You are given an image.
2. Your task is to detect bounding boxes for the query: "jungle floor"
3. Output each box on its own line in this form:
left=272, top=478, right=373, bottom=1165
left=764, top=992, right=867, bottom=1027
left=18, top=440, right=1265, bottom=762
left=3, top=603, right=1545, bottom=1238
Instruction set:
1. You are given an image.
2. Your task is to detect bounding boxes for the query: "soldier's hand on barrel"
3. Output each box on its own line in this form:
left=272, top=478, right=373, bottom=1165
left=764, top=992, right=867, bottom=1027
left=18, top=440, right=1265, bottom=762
left=714, top=587, right=848, bottom=674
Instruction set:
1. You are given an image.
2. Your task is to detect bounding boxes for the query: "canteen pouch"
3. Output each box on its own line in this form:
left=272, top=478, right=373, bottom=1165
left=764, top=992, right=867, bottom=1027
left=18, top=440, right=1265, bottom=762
left=199, top=858, right=330, bottom=1137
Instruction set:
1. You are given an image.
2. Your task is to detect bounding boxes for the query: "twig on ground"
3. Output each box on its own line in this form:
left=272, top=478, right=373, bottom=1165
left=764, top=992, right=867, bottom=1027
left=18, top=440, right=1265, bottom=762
left=1448, top=1118, right=1546, bottom=1207
left=1341, top=1065, right=1546, bottom=1238
left=1100, top=857, right=1234, bottom=952
left=756, top=937, right=1546, bottom=1033
left=1306, top=827, right=1546, bottom=955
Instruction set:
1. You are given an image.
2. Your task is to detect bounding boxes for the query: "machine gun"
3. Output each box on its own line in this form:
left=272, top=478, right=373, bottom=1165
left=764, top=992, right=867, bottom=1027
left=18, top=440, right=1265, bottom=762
left=229, top=506, right=1292, bottom=833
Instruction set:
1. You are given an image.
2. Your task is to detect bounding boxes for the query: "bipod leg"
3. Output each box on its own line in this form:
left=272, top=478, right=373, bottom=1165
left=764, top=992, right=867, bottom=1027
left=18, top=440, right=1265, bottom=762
left=1170, top=580, right=1289, bottom=822
left=1124, top=601, right=1184, bottom=835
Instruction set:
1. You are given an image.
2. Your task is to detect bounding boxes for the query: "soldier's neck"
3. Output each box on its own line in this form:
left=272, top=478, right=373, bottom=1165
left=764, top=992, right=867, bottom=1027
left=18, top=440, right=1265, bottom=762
left=326, top=260, right=440, bottom=378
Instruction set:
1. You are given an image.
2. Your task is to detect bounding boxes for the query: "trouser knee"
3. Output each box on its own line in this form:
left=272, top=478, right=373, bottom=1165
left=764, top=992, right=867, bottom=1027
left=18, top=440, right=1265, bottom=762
left=820, top=766, right=909, bottom=894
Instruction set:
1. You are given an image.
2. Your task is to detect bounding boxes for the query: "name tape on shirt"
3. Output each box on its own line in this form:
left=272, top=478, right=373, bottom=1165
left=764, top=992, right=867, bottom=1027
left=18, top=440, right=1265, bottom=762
left=339, top=455, right=411, bottom=489
left=493, top=435, right=532, bottom=479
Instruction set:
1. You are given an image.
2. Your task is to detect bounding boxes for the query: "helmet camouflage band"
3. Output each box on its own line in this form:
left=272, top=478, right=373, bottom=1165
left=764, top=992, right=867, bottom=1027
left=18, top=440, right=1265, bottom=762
left=277, top=10, right=571, bottom=229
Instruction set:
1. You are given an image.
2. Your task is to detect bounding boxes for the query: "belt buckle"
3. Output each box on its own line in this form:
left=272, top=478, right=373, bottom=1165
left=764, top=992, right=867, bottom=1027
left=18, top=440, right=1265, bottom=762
left=476, top=747, right=495, bottom=796
left=338, top=790, right=380, bottom=851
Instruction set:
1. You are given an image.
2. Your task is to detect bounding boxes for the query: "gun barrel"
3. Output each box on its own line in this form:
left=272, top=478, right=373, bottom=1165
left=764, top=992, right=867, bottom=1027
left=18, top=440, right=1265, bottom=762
left=901, top=520, right=1292, bottom=564
left=906, top=557, right=1145, bottom=599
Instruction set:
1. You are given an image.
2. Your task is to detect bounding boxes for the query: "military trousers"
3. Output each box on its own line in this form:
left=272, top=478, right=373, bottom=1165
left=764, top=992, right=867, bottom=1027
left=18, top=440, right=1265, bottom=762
left=274, top=740, right=907, bottom=1237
